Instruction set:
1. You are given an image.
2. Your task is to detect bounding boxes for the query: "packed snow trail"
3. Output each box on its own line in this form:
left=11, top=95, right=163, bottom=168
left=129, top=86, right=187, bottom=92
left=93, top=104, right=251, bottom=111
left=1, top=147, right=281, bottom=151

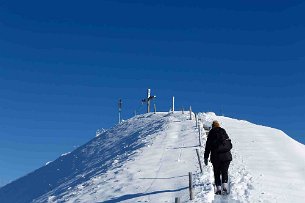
left=99, top=113, right=200, bottom=202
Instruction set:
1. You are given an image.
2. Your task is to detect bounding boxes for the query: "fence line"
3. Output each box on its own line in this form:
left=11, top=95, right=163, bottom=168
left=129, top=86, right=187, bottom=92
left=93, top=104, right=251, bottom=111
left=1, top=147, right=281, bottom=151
left=189, top=172, right=194, bottom=200
left=196, top=149, right=203, bottom=174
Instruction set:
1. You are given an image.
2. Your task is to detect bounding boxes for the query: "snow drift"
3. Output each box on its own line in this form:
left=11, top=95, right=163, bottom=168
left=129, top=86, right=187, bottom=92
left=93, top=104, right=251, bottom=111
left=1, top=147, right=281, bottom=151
left=0, top=112, right=305, bottom=203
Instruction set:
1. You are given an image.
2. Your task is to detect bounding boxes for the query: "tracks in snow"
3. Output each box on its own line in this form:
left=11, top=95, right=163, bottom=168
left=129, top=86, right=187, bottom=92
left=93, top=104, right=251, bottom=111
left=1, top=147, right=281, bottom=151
left=194, top=117, right=254, bottom=203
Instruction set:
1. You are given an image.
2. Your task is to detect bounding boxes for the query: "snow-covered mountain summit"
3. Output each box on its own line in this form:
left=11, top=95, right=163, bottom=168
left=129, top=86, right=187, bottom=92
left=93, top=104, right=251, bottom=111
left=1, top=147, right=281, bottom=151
left=1, top=112, right=305, bottom=203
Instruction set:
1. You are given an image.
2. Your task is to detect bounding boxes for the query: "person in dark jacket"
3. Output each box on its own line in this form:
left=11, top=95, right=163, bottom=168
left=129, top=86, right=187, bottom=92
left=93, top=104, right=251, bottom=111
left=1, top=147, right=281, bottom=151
left=204, top=120, right=232, bottom=195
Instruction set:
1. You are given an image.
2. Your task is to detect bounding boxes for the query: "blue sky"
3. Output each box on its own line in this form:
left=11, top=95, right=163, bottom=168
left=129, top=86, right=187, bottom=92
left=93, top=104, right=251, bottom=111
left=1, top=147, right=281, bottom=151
left=1, top=0, right=305, bottom=186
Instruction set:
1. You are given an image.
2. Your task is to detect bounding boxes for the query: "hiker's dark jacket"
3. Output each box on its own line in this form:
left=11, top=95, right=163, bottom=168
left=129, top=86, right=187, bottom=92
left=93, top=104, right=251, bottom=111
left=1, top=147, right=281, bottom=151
left=204, top=127, right=232, bottom=163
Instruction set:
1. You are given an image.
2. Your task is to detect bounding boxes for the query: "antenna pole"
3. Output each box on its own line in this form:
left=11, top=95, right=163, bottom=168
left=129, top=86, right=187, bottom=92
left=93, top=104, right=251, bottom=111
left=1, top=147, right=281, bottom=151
left=147, top=89, right=151, bottom=113
left=118, top=99, right=122, bottom=123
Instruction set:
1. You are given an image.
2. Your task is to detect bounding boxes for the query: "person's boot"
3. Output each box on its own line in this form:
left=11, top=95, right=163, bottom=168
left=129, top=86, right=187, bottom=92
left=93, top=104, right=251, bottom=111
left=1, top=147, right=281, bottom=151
left=222, top=183, right=228, bottom=194
left=215, top=186, right=222, bottom=195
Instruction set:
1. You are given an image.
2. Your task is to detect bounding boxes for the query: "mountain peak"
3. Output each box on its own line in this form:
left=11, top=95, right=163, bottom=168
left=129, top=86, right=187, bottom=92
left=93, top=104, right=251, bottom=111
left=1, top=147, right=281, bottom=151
left=1, top=112, right=305, bottom=202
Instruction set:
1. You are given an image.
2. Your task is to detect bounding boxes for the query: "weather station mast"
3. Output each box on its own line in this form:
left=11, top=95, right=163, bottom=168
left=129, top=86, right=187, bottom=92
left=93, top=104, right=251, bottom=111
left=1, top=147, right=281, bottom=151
left=118, top=98, right=122, bottom=123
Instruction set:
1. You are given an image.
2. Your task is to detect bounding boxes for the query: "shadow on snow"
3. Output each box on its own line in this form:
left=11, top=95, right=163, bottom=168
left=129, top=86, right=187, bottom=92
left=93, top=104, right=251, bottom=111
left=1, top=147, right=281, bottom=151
left=101, top=187, right=188, bottom=203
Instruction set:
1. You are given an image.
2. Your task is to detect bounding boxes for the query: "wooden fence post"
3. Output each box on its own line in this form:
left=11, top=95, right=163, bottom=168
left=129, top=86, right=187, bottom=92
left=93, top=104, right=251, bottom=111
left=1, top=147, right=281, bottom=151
left=196, top=149, right=203, bottom=173
left=189, top=172, right=194, bottom=200
left=172, top=96, right=175, bottom=113
left=182, top=107, right=184, bottom=114
left=199, top=126, right=203, bottom=145
left=195, top=113, right=198, bottom=128
left=189, top=106, right=192, bottom=120
left=175, top=197, right=180, bottom=203
left=154, top=103, right=157, bottom=114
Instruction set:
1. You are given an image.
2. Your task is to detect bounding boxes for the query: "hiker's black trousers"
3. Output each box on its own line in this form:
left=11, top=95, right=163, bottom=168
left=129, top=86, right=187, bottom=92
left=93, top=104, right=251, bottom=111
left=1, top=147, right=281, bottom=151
left=212, top=161, right=230, bottom=186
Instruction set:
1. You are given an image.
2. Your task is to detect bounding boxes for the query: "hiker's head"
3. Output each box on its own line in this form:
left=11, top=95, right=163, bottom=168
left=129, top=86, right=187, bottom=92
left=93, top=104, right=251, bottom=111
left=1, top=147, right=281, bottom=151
left=212, top=120, right=220, bottom=128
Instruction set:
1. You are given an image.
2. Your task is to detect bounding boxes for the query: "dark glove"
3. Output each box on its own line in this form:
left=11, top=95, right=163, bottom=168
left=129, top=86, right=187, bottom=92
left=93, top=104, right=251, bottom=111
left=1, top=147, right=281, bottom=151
left=204, top=158, right=208, bottom=166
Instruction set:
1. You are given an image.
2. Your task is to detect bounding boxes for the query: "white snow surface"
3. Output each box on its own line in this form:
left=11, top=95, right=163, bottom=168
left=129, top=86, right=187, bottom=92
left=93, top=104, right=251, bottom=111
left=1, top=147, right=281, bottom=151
left=1, top=112, right=305, bottom=203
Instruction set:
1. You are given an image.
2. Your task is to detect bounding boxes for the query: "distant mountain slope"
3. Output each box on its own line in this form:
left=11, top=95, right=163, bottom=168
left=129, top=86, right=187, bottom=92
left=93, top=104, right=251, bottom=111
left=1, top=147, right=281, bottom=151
left=1, top=112, right=305, bottom=203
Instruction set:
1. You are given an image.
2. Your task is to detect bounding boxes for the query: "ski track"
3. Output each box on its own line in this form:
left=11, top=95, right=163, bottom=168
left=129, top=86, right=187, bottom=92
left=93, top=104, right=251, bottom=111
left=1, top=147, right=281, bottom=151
left=144, top=130, right=168, bottom=202
left=148, top=120, right=185, bottom=197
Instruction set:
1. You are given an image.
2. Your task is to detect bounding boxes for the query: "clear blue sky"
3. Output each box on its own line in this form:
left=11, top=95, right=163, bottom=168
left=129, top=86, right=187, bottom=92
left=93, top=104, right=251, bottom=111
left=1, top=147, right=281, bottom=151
left=1, top=0, right=305, bottom=186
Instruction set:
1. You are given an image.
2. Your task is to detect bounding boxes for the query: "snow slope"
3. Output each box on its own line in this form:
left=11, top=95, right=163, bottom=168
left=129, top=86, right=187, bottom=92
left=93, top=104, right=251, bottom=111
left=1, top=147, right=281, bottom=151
left=1, top=112, right=305, bottom=203
left=197, top=112, right=305, bottom=203
left=0, top=112, right=200, bottom=203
